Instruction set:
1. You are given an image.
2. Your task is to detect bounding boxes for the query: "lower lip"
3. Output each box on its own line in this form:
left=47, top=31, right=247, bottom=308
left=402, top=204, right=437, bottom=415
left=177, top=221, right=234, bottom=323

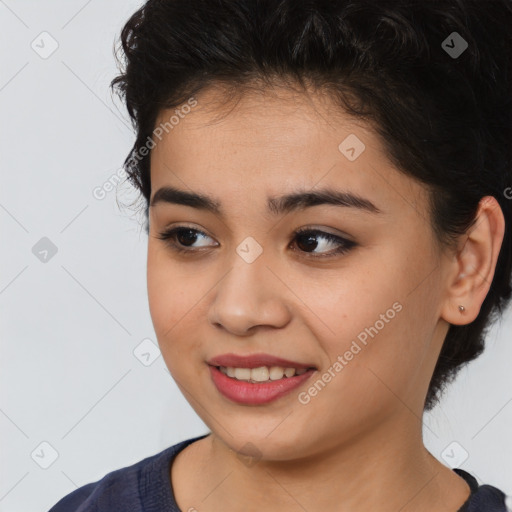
left=209, top=365, right=315, bottom=405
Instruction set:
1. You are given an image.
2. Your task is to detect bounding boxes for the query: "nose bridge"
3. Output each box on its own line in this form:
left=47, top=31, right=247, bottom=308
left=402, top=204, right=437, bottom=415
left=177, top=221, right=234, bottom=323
left=220, top=240, right=275, bottom=307
left=208, top=241, right=291, bottom=333
left=231, top=239, right=273, bottom=293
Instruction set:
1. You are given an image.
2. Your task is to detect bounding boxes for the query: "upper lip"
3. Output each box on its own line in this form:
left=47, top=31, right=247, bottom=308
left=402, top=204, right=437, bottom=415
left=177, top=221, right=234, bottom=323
left=207, top=353, right=316, bottom=370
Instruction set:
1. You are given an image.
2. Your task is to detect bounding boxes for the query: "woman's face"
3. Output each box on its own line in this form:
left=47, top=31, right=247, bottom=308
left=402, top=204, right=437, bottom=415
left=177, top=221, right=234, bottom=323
left=147, top=85, right=453, bottom=460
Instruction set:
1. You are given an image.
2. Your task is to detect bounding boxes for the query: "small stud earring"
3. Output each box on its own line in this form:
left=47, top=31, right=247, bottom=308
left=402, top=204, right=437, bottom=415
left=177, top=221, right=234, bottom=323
left=458, top=305, right=465, bottom=313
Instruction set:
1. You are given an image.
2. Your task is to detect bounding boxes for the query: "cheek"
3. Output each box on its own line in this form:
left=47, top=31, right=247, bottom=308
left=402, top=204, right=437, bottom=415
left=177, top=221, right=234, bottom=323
left=146, top=245, right=209, bottom=371
left=147, top=247, right=189, bottom=344
left=296, top=301, right=425, bottom=439
left=147, top=244, right=196, bottom=324
left=311, top=252, right=433, bottom=389
left=147, top=252, right=174, bottom=332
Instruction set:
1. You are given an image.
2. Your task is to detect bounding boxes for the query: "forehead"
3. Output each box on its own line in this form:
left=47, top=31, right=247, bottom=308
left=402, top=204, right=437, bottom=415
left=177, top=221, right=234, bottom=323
left=149, top=84, right=429, bottom=220
left=153, top=82, right=366, bottom=151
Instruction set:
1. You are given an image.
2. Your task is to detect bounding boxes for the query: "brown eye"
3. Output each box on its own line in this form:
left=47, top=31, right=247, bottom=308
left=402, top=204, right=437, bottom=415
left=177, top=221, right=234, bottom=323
left=157, top=226, right=216, bottom=253
left=156, top=225, right=357, bottom=258
left=291, top=228, right=357, bottom=258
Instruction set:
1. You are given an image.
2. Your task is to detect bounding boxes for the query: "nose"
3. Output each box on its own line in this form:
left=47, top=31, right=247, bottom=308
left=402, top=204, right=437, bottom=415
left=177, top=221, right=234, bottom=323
left=207, top=255, right=292, bottom=336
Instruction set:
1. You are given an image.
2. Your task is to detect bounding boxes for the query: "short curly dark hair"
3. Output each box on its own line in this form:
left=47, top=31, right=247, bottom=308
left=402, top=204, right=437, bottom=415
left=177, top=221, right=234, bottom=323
left=111, top=0, right=512, bottom=411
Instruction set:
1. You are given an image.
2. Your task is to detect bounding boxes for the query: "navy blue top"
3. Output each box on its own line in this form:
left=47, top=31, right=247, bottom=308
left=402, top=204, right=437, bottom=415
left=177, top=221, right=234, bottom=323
left=48, top=434, right=509, bottom=511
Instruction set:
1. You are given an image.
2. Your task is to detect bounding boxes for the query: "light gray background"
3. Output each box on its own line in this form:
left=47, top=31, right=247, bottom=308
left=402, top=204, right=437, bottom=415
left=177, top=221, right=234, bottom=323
left=0, top=2, right=511, bottom=511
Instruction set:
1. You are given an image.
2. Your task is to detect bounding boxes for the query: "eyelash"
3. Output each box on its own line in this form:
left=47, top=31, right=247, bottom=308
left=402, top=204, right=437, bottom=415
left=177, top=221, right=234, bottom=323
left=156, top=225, right=357, bottom=259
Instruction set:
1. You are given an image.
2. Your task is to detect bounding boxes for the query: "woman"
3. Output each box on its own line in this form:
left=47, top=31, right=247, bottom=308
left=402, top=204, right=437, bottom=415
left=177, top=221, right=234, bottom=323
left=49, top=0, right=512, bottom=510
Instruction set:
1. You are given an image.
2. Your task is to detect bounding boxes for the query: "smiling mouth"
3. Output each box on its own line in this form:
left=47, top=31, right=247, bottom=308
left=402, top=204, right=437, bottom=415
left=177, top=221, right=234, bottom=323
left=208, top=364, right=316, bottom=405
left=213, top=365, right=315, bottom=383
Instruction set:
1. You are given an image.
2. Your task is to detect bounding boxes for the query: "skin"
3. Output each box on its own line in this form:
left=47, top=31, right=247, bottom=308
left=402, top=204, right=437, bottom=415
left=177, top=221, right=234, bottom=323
left=146, top=83, right=505, bottom=512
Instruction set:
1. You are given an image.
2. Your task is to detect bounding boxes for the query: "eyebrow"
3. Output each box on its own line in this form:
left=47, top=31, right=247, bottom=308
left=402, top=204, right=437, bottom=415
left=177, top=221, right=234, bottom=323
left=150, top=185, right=382, bottom=216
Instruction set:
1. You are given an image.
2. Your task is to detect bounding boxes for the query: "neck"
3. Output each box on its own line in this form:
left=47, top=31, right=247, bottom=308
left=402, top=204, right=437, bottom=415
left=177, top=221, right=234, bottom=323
left=172, top=416, right=471, bottom=512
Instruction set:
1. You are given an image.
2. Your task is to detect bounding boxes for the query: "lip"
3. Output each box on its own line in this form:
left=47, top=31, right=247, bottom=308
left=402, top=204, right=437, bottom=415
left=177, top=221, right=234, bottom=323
left=207, top=353, right=316, bottom=370
left=209, top=365, right=316, bottom=405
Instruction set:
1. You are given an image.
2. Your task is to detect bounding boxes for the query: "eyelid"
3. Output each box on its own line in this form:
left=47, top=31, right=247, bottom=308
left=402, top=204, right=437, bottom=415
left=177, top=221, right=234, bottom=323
left=294, top=224, right=355, bottom=241
left=160, top=222, right=216, bottom=240
left=158, top=223, right=353, bottom=243
left=157, top=224, right=217, bottom=246
left=156, top=223, right=357, bottom=258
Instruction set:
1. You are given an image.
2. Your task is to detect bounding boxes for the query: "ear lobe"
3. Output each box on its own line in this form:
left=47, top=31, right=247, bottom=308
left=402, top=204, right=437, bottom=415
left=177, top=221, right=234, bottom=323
left=440, top=196, right=505, bottom=326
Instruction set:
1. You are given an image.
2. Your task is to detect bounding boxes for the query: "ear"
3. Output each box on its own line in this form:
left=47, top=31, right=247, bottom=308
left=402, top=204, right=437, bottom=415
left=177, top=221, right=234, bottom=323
left=440, top=196, right=505, bottom=326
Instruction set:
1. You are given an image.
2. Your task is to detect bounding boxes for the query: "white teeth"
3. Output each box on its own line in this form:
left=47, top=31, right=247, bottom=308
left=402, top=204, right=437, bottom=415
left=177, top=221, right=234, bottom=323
left=269, top=366, right=285, bottom=380
left=251, top=366, right=270, bottom=382
left=284, top=367, right=295, bottom=378
left=233, top=368, right=251, bottom=380
left=219, top=365, right=311, bottom=382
